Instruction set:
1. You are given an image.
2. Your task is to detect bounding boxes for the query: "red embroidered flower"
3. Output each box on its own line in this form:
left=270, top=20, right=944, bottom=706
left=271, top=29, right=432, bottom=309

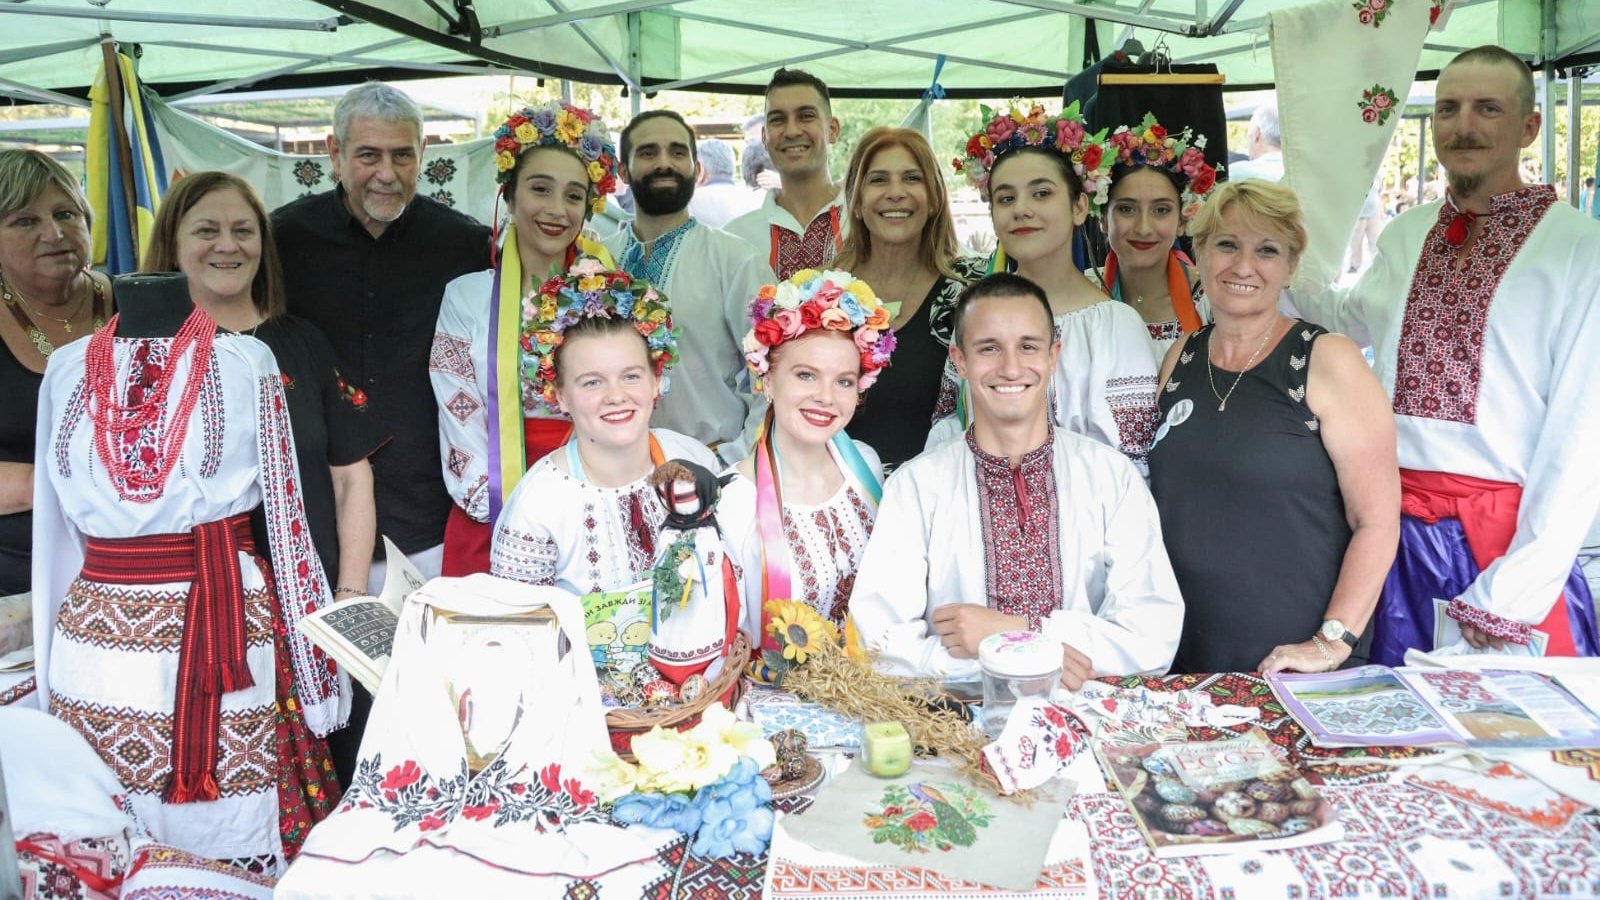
left=905, top=811, right=937, bottom=833
left=1043, top=706, right=1067, bottom=728
left=883, top=805, right=903, bottom=817
left=461, top=802, right=499, bottom=821
left=381, top=760, right=423, bottom=792
left=1361, top=107, right=1380, bottom=123
left=511, top=782, right=527, bottom=795
left=281, top=373, right=294, bottom=389
left=1372, top=91, right=1393, bottom=109
left=418, top=813, right=446, bottom=832
left=1191, top=167, right=1217, bottom=194
left=139, top=446, right=156, bottom=464
left=753, top=319, right=785, bottom=347
left=965, top=134, right=987, bottom=158
left=350, top=389, right=368, bottom=408
left=540, top=762, right=563, bottom=794
left=1055, top=732, right=1078, bottom=760
left=1081, top=145, right=1104, bottom=171
left=564, top=778, right=596, bottom=808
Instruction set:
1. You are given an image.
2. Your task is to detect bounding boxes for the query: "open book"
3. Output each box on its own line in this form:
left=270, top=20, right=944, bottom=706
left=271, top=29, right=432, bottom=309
left=1267, top=664, right=1600, bottom=750
left=294, top=537, right=424, bottom=693
left=1096, top=728, right=1343, bottom=857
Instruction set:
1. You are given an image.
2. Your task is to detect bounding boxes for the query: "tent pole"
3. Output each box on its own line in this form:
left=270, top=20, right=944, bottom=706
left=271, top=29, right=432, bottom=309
left=628, top=11, right=643, bottom=116
left=1539, top=66, right=1555, bottom=185
left=1568, top=72, right=1581, bottom=207
left=0, top=75, right=88, bottom=108
left=1417, top=116, right=1427, bottom=205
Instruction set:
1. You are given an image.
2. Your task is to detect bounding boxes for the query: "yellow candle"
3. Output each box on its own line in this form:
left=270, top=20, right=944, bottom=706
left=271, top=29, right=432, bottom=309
left=862, top=721, right=912, bottom=777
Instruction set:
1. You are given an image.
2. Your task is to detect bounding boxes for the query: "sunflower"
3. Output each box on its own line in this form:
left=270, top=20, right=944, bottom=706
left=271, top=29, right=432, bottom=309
left=764, top=599, right=838, bottom=665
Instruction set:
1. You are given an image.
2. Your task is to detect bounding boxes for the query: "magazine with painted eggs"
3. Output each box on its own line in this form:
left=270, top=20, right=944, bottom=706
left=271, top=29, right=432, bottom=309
left=1266, top=665, right=1600, bottom=750
left=1096, top=728, right=1343, bottom=857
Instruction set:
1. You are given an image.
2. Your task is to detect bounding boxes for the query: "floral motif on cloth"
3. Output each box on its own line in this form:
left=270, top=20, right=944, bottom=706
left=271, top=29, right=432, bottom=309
left=772, top=213, right=840, bottom=282
left=340, top=754, right=604, bottom=835
left=1391, top=186, right=1556, bottom=424
left=970, top=430, right=1062, bottom=628
left=1145, top=320, right=1183, bottom=344
left=95, top=341, right=225, bottom=501
left=781, top=485, right=873, bottom=625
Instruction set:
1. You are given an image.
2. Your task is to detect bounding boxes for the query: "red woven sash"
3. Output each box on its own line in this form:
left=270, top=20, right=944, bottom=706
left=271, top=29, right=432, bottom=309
left=82, top=513, right=258, bottom=804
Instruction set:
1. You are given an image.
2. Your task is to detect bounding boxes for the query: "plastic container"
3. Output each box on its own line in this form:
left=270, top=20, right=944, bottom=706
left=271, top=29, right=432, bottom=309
left=978, top=631, right=1062, bottom=739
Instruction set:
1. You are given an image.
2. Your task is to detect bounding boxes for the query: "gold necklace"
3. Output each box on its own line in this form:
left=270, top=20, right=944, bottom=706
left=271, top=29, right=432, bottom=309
left=1, top=272, right=106, bottom=358
left=1206, top=324, right=1275, bottom=412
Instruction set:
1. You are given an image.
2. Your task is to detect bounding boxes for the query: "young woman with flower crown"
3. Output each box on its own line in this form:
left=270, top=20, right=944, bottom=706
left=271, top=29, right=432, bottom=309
left=932, top=103, right=1160, bottom=474
left=1098, top=113, right=1220, bottom=363
left=488, top=262, right=717, bottom=595
left=718, top=269, right=894, bottom=658
left=431, top=101, right=621, bottom=576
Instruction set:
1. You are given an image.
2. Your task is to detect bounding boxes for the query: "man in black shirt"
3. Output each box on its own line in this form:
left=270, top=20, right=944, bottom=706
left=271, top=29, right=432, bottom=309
left=273, top=81, right=490, bottom=590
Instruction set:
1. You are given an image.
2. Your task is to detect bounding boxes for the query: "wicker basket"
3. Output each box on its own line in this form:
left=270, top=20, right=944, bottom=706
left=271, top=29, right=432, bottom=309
left=605, top=630, right=750, bottom=759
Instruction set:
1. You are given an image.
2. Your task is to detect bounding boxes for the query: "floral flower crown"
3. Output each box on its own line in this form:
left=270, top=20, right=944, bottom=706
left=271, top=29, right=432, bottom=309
left=953, top=100, right=1113, bottom=212
left=493, top=101, right=618, bottom=216
left=521, top=256, right=679, bottom=413
left=742, top=269, right=899, bottom=393
left=1105, top=113, right=1221, bottom=222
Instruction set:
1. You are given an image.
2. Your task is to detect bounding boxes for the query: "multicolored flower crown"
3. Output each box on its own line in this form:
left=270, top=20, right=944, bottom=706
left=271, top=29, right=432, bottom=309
left=521, top=256, right=680, bottom=413
left=1105, top=113, right=1221, bottom=222
left=493, top=101, right=618, bottom=216
left=743, top=269, right=899, bottom=393
left=953, top=101, right=1113, bottom=211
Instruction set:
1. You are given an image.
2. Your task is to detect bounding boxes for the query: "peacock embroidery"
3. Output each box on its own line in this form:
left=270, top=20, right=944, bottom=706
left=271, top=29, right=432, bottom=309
left=863, top=780, right=994, bottom=853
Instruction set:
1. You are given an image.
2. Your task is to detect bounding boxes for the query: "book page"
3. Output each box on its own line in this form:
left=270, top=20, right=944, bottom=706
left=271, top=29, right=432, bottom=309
left=1267, top=666, right=1458, bottom=747
left=1398, top=669, right=1600, bottom=749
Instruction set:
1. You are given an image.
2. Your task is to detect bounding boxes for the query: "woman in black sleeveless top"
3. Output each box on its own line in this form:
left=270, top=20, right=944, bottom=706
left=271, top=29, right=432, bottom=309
left=1147, top=180, right=1399, bottom=675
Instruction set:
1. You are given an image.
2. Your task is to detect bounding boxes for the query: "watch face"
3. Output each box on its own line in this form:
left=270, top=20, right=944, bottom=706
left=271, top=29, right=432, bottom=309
left=1320, top=620, right=1345, bottom=640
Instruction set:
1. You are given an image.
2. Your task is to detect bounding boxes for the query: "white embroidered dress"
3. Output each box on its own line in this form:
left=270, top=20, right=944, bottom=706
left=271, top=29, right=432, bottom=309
left=488, top=429, right=718, bottom=594
left=719, top=440, right=883, bottom=635
left=929, top=296, right=1161, bottom=474
left=850, top=429, right=1183, bottom=681
left=1287, top=188, right=1600, bottom=631
left=601, top=222, right=770, bottom=446
left=31, top=332, right=342, bottom=866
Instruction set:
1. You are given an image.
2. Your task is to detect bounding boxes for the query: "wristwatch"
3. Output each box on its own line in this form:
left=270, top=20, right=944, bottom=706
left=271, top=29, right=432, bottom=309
left=1319, top=619, right=1360, bottom=649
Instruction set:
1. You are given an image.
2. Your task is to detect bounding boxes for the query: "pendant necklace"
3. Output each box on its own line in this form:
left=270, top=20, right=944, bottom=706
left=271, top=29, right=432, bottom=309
left=1206, top=325, right=1274, bottom=412
left=2, top=272, right=106, bottom=358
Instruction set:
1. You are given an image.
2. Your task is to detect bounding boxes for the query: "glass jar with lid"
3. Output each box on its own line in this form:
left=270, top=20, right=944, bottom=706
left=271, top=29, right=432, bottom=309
left=978, top=631, right=1062, bottom=739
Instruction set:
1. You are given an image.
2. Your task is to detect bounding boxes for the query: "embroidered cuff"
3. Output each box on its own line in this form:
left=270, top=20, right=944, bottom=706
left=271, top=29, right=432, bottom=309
left=1445, top=598, right=1533, bottom=646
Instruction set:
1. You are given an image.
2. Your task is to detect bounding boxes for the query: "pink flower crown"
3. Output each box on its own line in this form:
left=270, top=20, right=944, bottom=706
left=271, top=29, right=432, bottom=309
left=492, top=101, right=618, bottom=216
left=1105, top=113, right=1221, bottom=223
left=953, top=101, right=1113, bottom=212
left=521, top=256, right=679, bottom=414
left=742, top=269, right=900, bottom=393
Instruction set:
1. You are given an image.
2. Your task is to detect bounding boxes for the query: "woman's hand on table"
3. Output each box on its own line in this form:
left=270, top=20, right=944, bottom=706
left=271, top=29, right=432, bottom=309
left=1259, top=636, right=1351, bottom=674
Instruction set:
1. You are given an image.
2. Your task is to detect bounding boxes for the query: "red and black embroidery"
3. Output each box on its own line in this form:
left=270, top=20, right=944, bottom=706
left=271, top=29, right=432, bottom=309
left=970, top=431, right=1063, bottom=629
left=341, top=755, right=603, bottom=835
left=771, top=213, right=839, bottom=282
left=1392, top=187, right=1556, bottom=424
left=48, top=696, right=277, bottom=798
left=428, top=332, right=476, bottom=382
left=334, top=371, right=368, bottom=410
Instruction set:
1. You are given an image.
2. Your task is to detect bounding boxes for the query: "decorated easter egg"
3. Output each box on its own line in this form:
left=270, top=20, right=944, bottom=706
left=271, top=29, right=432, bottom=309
left=1290, top=778, right=1318, bottom=800
left=1255, top=801, right=1290, bottom=824
left=1226, top=817, right=1275, bottom=836
left=1212, top=791, right=1257, bottom=820
left=1280, top=817, right=1317, bottom=834
left=1288, top=798, right=1321, bottom=817
left=1184, top=819, right=1230, bottom=837
left=1141, top=753, right=1179, bottom=778
left=641, top=679, right=679, bottom=705
left=1160, top=803, right=1208, bottom=826
left=1246, top=780, right=1291, bottom=802
left=1153, top=778, right=1197, bottom=804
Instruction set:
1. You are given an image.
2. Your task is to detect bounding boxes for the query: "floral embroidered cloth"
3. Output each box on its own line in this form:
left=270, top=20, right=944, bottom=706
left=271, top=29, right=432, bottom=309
left=280, top=574, right=671, bottom=895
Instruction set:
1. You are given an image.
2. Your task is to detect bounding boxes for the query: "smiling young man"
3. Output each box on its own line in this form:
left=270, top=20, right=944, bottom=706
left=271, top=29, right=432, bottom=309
left=724, top=68, right=846, bottom=280
left=848, top=273, right=1183, bottom=688
left=1290, top=45, right=1600, bottom=663
left=602, top=110, right=770, bottom=452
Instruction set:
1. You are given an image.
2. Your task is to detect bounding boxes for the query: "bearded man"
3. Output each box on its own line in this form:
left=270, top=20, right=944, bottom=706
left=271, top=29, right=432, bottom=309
left=603, top=110, right=772, bottom=451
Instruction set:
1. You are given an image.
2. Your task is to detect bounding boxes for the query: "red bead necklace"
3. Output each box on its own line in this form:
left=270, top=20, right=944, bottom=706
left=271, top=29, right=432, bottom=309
left=84, top=309, right=218, bottom=502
